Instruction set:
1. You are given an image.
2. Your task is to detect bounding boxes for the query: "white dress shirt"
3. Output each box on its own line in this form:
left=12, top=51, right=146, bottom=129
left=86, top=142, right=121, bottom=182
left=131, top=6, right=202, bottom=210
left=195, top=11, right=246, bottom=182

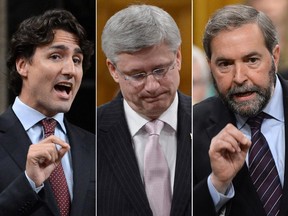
left=12, top=97, right=73, bottom=200
left=124, top=93, right=178, bottom=194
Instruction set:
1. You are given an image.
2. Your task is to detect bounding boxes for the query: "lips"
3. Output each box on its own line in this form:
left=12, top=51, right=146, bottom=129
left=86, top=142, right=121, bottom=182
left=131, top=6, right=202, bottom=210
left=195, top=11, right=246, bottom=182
left=54, top=82, right=73, bottom=96
left=233, top=91, right=254, bottom=97
left=142, top=92, right=167, bottom=102
left=231, top=91, right=256, bottom=103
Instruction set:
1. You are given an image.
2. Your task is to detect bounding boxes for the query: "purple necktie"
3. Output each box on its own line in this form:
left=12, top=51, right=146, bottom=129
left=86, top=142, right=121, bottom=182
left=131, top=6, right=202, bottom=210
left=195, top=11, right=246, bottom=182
left=41, top=118, right=71, bottom=216
left=144, top=120, right=171, bottom=216
left=247, top=112, right=282, bottom=216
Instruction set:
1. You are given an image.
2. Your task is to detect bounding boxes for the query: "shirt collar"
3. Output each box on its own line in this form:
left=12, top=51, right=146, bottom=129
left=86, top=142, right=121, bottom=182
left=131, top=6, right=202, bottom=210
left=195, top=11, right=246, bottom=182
left=236, top=75, right=284, bottom=128
left=124, top=93, right=178, bottom=137
left=12, top=97, right=66, bottom=133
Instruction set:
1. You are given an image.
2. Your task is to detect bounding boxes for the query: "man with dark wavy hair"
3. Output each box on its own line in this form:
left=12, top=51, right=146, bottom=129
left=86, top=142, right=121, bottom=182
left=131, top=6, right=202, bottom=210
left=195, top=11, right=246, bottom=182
left=0, top=9, right=95, bottom=216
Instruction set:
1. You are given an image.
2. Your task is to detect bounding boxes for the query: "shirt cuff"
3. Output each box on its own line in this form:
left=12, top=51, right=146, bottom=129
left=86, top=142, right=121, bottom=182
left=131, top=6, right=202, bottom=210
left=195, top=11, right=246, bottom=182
left=25, top=171, right=44, bottom=193
left=207, top=174, right=234, bottom=212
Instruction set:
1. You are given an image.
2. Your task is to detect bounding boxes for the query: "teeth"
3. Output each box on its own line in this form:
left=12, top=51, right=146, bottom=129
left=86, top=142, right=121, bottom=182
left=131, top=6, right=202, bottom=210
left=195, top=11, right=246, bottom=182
left=57, top=83, right=72, bottom=88
left=55, top=82, right=72, bottom=94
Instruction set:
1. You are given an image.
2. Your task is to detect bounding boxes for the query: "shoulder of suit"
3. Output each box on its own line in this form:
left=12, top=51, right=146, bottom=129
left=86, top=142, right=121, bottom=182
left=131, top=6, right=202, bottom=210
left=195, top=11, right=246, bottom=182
left=193, top=96, right=226, bottom=116
left=0, top=106, right=20, bottom=131
left=178, top=91, right=191, bottom=110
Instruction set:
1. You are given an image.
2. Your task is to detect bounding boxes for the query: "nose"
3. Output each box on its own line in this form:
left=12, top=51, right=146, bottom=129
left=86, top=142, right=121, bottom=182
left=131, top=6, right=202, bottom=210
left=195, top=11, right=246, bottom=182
left=62, top=59, right=77, bottom=77
left=233, top=63, right=247, bottom=85
left=144, top=74, right=160, bottom=92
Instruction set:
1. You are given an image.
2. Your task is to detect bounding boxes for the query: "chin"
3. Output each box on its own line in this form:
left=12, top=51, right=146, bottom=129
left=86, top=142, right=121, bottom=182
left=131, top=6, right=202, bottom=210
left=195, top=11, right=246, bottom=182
left=52, top=103, right=72, bottom=114
left=145, top=107, right=168, bottom=119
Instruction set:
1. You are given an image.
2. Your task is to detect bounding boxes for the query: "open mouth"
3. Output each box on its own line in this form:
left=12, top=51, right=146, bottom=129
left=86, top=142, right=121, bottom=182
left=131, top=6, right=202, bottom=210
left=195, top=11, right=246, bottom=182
left=231, top=91, right=256, bottom=102
left=233, top=91, right=254, bottom=97
left=54, top=82, right=72, bottom=95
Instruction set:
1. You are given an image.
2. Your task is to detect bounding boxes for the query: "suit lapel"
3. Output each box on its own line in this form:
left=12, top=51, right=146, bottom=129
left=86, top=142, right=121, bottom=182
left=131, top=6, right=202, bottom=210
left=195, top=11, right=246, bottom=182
left=170, top=93, right=191, bottom=215
left=278, top=76, right=288, bottom=215
left=205, top=102, right=235, bottom=140
left=0, top=107, right=59, bottom=215
left=203, top=80, right=288, bottom=216
left=0, top=108, right=31, bottom=171
left=231, top=165, right=266, bottom=215
left=98, top=98, right=152, bottom=215
left=66, top=121, right=94, bottom=216
left=231, top=76, right=288, bottom=216
left=204, top=101, right=266, bottom=215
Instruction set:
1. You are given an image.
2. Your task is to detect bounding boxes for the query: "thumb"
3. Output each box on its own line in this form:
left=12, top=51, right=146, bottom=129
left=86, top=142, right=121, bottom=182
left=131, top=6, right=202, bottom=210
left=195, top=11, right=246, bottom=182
left=57, top=144, right=70, bottom=159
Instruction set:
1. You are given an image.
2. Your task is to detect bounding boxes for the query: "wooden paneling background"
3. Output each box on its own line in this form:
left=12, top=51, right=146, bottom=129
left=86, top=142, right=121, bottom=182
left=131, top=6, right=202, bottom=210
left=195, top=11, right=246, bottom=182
left=97, top=0, right=191, bottom=106
left=193, top=0, right=244, bottom=50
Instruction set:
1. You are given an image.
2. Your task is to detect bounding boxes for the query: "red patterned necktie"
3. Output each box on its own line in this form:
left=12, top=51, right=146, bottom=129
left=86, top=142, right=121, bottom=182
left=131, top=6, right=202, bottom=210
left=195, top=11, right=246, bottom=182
left=41, top=118, right=71, bottom=216
left=144, top=120, right=171, bottom=216
left=247, top=112, right=282, bottom=216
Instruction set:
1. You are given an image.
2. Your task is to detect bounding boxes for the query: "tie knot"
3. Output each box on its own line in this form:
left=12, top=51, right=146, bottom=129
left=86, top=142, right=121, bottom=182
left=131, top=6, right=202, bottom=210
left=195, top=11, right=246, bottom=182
left=145, top=120, right=164, bottom=135
left=41, top=118, right=57, bottom=137
left=246, top=112, right=269, bottom=130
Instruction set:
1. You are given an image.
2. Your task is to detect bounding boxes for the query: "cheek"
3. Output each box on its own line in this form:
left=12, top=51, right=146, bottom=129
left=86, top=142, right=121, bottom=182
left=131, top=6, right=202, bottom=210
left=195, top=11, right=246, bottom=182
left=173, top=73, right=180, bottom=85
left=119, top=81, right=139, bottom=97
left=75, top=72, right=83, bottom=83
left=212, top=73, right=232, bottom=93
left=166, top=72, right=180, bottom=89
left=252, top=76, right=270, bottom=89
left=118, top=80, right=128, bottom=93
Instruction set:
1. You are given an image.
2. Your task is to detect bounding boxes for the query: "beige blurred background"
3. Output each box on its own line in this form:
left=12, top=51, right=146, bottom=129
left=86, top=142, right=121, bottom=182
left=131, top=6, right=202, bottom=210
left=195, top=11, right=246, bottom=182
left=193, top=0, right=243, bottom=49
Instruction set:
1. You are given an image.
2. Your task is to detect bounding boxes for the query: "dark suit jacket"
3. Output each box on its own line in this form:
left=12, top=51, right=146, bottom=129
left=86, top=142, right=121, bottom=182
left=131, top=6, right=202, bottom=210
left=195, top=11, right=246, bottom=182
left=0, top=107, right=95, bottom=216
left=97, top=92, right=191, bottom=216
left=193, top=75, right=288, bottom=216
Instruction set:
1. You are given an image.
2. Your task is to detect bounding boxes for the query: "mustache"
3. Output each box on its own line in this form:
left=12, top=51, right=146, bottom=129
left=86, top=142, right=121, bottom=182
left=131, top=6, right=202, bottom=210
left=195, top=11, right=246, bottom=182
left=227, top=85, right=261, bottom=96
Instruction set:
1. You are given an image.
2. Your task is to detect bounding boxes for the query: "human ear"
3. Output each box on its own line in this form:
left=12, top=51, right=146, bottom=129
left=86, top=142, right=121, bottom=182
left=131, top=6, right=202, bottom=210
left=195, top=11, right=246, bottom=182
left=106, top=59, right=119, bottom=83
left=16, top=57, right=29, bottom=77
left=272, top=44, right=280, bottom=70
left=176, top=47, right=182, bottom=71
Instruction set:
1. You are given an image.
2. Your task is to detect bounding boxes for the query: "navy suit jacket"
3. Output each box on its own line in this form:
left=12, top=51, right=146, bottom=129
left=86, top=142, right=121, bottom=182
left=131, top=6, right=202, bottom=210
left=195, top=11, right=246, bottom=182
left=0, top=107, right=95, bottom=216
left=97, top=92, right=191, bottom=216
left=193, top=75, right=288, bottom=216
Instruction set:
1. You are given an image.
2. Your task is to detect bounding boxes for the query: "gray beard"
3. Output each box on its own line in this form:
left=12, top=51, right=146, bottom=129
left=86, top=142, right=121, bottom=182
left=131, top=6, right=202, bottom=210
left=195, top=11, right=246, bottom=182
left=213, top=59, right=276, bottom=118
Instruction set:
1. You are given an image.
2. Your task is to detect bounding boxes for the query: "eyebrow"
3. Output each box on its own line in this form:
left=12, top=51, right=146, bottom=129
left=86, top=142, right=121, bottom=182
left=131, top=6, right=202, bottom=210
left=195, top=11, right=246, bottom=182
left=214, top=51, right=262, bottom=63
left=244, top=51, right=262, bottom=58
left=49, top=45, right=83, bottom=54
left=128, top=59, right=175, bottom=72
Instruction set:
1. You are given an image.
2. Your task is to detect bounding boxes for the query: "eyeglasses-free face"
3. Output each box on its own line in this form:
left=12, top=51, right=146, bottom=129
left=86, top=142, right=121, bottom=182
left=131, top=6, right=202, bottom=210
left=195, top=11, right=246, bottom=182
left=17, top=30, right=83, bottom=117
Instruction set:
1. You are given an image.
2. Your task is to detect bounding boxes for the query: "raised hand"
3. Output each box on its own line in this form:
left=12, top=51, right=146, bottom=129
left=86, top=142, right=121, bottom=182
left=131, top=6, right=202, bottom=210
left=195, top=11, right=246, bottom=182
left=209, top=123, right=251, bottom=193
left=25, top=135, right=70, bottom=187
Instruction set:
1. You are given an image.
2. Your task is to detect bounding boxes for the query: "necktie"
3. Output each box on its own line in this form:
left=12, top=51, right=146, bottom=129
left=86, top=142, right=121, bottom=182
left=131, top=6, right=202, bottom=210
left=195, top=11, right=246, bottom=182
left=41, top=118, right=71, bottom=216
left=247, top=112, right=282, bottom=216
left=144, top=120, right=171, bottom=216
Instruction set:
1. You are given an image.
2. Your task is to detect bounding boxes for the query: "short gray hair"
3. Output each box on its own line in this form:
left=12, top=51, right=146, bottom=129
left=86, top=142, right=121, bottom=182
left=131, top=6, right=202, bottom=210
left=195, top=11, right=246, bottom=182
left=203, top=4, right=278, bottom=60
left=101, top=4, right=181, bottom=63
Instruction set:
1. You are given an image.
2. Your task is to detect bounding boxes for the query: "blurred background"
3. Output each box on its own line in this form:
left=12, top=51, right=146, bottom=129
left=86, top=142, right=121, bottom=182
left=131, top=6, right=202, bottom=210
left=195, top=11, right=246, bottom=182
left=0, top=0, right=95, bottom=133
left=193, top=0, right=242, bottom=50
left=97, top=0, right=192, bottom=106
